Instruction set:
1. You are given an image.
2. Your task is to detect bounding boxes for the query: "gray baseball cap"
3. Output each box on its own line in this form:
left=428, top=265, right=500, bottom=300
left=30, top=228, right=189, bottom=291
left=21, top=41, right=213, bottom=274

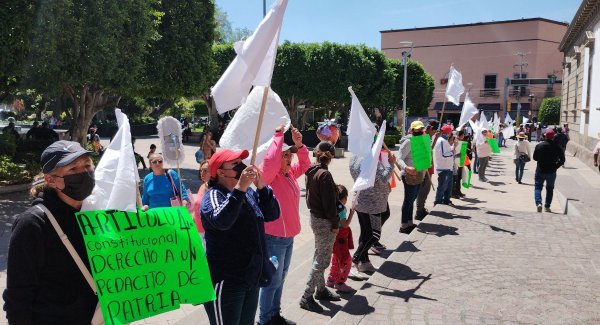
left=282, top=143, right=298, bottom=153
left=41, top=140, right=92, bottom=173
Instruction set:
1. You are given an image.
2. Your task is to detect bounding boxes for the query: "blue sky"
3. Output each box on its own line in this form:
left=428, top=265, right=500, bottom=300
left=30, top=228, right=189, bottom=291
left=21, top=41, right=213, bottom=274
left=215, top=0, right=580, bottom=48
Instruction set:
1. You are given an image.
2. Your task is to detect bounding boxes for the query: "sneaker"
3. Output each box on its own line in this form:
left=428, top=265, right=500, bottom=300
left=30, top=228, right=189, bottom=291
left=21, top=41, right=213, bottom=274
left=269, top=313, right=296, bottom=325
left=358, top=261, right=377, bottom=273
left=399, top=224, right=417, bottom=234
left=415, top=209, right=428, bottom=221
left=349, top=264, right=369, bottom=280
left=373, top=242, right=387, bottom=250
left=299, top=296, right=323, bottom=313
left=537, top=204, right=542, bottom=212
left=334, top=282, right=354, bottom=293
left=479, top=178, right=487, bottom=182
left=325, top=280, right=335, bottom=288
left=314, top=288, right=341, bottom=301
left=370, top=245, right=382, bottom=255
left=544, top=207, right=552, bottom=213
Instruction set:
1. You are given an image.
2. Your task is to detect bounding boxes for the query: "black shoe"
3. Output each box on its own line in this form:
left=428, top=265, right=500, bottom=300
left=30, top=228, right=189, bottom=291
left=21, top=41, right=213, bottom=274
left=314, top=288, right=341, bottom=301
left=268, top=313, right=296, bottom=325
left=299, top=296, right=323, bottom=313
left=399, top=224, right=417, bottom=234
left=415, top=209, right=428, bottom=221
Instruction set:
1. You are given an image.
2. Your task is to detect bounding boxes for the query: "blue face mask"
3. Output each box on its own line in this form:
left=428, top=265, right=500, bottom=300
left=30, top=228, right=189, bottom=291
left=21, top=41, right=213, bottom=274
left=441, top=134, right=449, bottom=140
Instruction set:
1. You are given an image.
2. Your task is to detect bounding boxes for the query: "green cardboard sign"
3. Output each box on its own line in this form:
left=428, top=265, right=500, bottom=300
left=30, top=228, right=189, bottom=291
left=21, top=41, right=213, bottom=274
left=75, top=207, right=215, bottom=325
left=410, top=134, right=433, bottom=172
left=459, top=141, right=468, bottom=167
left=487, top=138, right=501, bottom=154
left=462, top=168, right=472, bottom=189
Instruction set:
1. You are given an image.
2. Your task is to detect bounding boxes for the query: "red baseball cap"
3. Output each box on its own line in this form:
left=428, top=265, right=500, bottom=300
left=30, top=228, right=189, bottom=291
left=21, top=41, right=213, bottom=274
left=441, top=125, right=453, bottom=134
left=544, top=129, right=555, bottom=139
left=208, top=149, right=249, bottom=179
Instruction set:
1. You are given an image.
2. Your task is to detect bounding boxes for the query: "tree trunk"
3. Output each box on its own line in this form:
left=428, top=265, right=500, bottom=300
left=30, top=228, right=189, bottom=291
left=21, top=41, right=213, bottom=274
left=64, top=84, right=121, bottom=147
left=201, top=92, right=220, bottom=134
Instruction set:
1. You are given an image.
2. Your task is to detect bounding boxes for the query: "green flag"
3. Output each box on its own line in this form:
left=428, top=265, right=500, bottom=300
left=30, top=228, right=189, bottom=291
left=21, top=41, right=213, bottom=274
left=410, top=134, right=433, bottom=172
left=459, top=141, right=468, bottom=167
left=487, top=138, right=501, bottom=153
left=462, top=168, right=472, bottom=189
left=76, top=207, right=215, bottom=325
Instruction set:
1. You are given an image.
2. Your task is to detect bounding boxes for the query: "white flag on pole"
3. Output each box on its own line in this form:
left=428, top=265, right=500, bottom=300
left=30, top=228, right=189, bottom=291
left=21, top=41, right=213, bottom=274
left=219, top=86, right=291, bottom=166
left=445, top=65, right=465, bottom=106
left=493, top=112, right=500, bottom=134
left=457, top=93, right=478, bottom=130
left=347, top=87, right=376, bottom=156
left=352, top=121, right=387, bottom=192
left=211, top=0, right=288, bottom=113
left=502, top=113, right=515, bottom=138
left=82, top=109, right=139, bottom=212
left=522, top=117, right=529, bottom=125
left=479, top=111, right=490, bottom=131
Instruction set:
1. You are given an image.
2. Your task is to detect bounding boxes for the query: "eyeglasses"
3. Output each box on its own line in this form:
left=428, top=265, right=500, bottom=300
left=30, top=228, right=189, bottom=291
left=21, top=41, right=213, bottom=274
left=151, top=160, right=163, bottom=164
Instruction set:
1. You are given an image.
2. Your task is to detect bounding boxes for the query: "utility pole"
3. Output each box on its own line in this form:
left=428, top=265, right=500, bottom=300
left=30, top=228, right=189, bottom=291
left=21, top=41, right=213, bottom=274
left=513, top=52, right=530, bottom=127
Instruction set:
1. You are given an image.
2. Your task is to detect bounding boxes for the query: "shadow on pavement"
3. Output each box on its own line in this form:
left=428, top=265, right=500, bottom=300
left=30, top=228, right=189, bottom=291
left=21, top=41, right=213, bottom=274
left=488, top=181, right=506, bottom=186
left=394, top=240, right=421, bottom=253
left=370, top=262, right=437, bottom=302
left=461, top=197, right=487, bottom=204
left=429, top=210, right=471, bottom=220
left=339, top=294, right=375, bottom=316
left=486, top=211, right=513, bottom=217
left=416, top=223, right=459, bottom=236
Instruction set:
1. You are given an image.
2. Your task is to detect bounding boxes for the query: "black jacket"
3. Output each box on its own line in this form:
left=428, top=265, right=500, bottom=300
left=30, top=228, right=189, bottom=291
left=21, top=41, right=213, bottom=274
left=305, top=163, right=339, bottom=229
left=200, top=184, right=280, bottom=288
left=3, top=190, right=97, bottom=325
left=533, top=139, right=565, bottom=173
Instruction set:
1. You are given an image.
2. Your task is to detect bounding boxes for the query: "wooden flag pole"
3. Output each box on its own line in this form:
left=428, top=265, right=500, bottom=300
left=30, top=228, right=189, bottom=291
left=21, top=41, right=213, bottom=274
left=250, top=86, right=270, bottom=165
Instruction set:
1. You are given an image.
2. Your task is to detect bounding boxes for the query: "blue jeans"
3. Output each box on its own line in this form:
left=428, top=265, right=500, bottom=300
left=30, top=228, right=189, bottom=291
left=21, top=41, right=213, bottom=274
left=515, top=159, right=525, bottom=182
left=435, top=170, right=453, bottom=204
left=258, top=235, right=294, bottom=324
left=498, top=134, right=505, bottom=147
left=534, top=169, right=557, bottom=208
left=204, top=281, right=259, bottom=325
left=401, top=178, right=421, bottom=225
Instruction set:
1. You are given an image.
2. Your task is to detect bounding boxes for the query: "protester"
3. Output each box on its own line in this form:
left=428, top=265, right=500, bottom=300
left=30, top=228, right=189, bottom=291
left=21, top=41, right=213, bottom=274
left=192, top=160, right=210, bottom=235
left=25, top=121, right=40, bottom=139
left=452, top=130, right=466, bottom=198
left=397, top=121, right=427, bottom=233
left=258, top=126, right=309, bottom=325
left=476, top=128, right=492, bottom=182
left=415, top=119, right=439, bottom=220
left=87, top=125, right=104, bottom=154
left=553, top=127, right=569, bottom=154
left=4, top=141, right=98, bottom=323
left=147, top=143, right=156, bottom=160
left=349, top=143, right=395, bottom=271
left=141, top=153, right=189, bottom=210
left=593, top=134, right=600, bottom=173
left=132, top=136, right=147, bottom=170
left=433, top=125, right=456, bottom=205
left=533, top=129, right=565, bottom=212
left=497, top=126, right=505, bottom=147
left=202, top=131, right=217, bottom=160
left=38, top=121, right=59, bottom=142
left=326, top=185, right=355, bottom=293
left=201, top=149, right=281, bottom=325
left=513, top=132, right=532, bottom=184
left=300, top=141, right=341, bottom=313
left=2, top=122, right=20, bottom=140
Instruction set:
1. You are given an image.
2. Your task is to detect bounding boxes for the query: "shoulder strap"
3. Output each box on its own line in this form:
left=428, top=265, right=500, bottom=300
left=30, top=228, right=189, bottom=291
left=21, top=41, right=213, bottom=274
left=165, top=169, right=180, bottom=197
left=36, top=204, right=97, bottom=295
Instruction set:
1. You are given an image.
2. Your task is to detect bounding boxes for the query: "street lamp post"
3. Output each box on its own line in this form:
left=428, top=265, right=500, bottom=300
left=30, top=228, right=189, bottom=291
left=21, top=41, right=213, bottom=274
left=400, top=41, right=413, bottom=135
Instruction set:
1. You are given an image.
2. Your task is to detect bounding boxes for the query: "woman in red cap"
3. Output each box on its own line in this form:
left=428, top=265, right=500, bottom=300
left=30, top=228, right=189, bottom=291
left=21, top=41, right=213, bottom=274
left=200, top=149, right=281, bottom=325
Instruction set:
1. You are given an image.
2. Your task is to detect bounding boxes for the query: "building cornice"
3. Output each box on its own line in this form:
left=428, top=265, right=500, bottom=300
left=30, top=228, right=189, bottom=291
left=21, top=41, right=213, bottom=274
left=559, top=0, right=600, bottom=52
left=380, top=17, right=568, bottom=34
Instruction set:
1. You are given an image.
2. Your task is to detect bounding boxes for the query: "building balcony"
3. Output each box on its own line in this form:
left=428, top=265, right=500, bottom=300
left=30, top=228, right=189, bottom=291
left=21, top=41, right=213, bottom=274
left=509, top=88, right=530, bottom=97
left=480, top=89, right=500, bottom=97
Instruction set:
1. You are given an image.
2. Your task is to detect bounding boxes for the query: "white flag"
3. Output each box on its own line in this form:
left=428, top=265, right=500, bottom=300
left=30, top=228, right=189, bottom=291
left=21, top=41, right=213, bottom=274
left=219, top=86, right=291, bottom=166
left=502, top=113, right=515, bottom=138
left=445, top=65, right=465, bottom=106
left=522, top=117, right=529, bottom=126
left=82, top=109, right=138, bottom=212
left=493, top=112, right=500, bottom=134
left=457, top=93, right=478, bottom=130
left=352, top=121, right=387, bottom=192
left=479, top=111, right=490, bottom=131
left=347, top=87, right=376, bottom=157
left=504, top=112, right=513, bottom=126
left=211, top=0, right=288, bottom=113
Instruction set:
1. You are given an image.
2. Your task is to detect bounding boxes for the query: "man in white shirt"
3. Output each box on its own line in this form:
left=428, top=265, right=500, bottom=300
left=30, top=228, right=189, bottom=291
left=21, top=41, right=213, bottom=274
left=433, top=125, right=455, bottom=205
left=593, top=133, right=600, bottom=173
left=476, top=129, right=492, bottom=182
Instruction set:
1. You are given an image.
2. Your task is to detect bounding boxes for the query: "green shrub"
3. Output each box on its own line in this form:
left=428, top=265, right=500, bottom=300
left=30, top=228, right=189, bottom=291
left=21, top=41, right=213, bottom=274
left=538, top=97, right=561, bottom=125
left=0, top=155, right=34, bottom=185
left=0, top=134, right=17, bottom=156
left=384, top=135, right=400, bottom=148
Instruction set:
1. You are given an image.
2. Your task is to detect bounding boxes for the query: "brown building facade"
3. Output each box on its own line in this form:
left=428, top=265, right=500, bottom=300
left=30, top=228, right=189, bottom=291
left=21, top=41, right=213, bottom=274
left=381, top=18, right=567, bottom=124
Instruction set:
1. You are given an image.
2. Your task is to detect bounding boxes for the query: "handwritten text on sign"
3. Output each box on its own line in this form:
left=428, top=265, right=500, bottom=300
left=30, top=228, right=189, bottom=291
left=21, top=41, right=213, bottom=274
left=410, top=134, right=433, bottom=172
left=76, top=207, right=215, bottom=325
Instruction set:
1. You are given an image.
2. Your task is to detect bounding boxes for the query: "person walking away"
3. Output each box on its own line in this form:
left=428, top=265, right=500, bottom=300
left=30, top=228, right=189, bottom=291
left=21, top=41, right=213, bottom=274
left=476, top=129, right=492, bottom=182
left=593, top=134, right=600, bottom=173
left=326, top=185, right=355, bottom=293
left=349, top=144, right=395, bottom=272
left=415, top=119, right=439, bottom=220
left=553, top=127, right=569, bottom=155
left=258, top=126, right=309, bottom=325
left=532, top=129, right=565, bottom=212
left=452, top=130, right=466, bottom=198
left=433, top=125, right=455, bottom=205
left=398, top=121, right=427, bottom=233
left=300, top=141, right=341, bottom=313
left=4, top=141, right=98, bottom=324
left=513, top=132, right=532, bottom=184
left=201, top=149, right=281, bottom=325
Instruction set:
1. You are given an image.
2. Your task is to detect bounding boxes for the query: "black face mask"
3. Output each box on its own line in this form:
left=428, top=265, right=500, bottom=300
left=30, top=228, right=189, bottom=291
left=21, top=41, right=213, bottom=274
left=232, top=162, right=247, bottom=180
left=412, top=131, right=423, bottom=136
left=58, top=170, right=95, bottom=201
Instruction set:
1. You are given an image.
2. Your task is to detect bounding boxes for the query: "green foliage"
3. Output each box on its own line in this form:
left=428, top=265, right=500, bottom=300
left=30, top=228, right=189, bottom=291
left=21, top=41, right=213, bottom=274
left=0, top=134, right=17, bottom=156
left=0, top=156, right=30, bottom=185
left=165, top=97, right=196, bottom=118
left=387, top=59, right=435, bottom=116
left=538, top=97, right=561, bottom=125
left=194, top=100, right=208, bottom=116
left=214, top=6, right=252, bottom=44
left=384, top=135, right=400, bottom=148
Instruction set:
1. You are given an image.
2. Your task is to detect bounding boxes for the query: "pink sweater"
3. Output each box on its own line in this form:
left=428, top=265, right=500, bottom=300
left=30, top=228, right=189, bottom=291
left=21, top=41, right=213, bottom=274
left=260, top=131, right=311, bottom=238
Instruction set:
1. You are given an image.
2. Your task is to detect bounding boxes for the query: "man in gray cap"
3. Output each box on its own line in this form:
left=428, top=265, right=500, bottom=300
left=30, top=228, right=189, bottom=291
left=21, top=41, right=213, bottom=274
left=4, top=140, right=98, bottom=323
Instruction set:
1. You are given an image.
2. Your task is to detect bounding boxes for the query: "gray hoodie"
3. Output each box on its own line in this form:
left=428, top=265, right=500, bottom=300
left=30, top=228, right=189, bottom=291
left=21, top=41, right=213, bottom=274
left=349, top=156, right=394, bottom=214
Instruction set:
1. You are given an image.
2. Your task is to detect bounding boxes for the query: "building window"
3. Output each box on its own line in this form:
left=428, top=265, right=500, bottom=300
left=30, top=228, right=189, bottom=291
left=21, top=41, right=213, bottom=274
left=484, top=74, right=496, bottom=89
left=513, top=73, right=527, bottom=96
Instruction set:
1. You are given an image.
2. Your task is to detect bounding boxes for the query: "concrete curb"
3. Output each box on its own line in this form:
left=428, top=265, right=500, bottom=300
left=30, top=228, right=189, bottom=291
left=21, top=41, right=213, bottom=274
left=0, top=183, right=31, bottom=195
